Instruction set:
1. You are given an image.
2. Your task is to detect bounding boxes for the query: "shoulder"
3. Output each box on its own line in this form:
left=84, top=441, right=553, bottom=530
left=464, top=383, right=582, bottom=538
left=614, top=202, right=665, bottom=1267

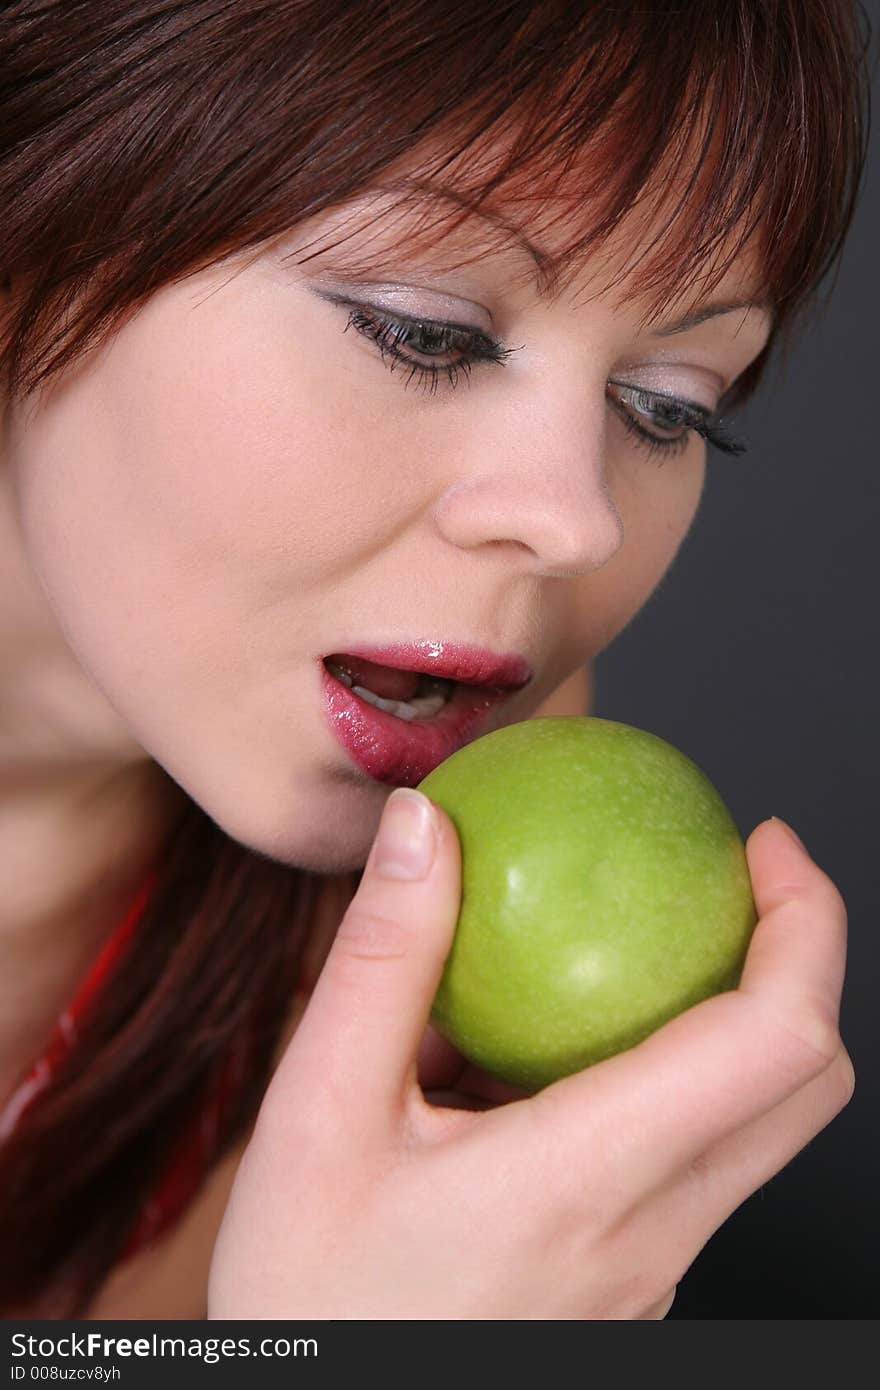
left=83, top=1126, right=251, bottom=1318
left=84, top=876, right=356, bottom=1319
left=84, top=1012, right=307, bottom=1318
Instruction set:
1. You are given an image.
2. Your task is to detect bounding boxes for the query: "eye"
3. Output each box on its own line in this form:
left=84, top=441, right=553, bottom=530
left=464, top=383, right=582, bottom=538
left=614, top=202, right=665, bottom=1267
left=607, top=381, right=747, bottom=460
left=320, top=289, right=748, bottom=457
left=322, top=292, right=522, bottom=394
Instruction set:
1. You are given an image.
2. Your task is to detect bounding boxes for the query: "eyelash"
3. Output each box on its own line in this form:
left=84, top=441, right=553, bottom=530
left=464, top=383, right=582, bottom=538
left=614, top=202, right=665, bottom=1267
left=339, top=303, right=747, bottom=460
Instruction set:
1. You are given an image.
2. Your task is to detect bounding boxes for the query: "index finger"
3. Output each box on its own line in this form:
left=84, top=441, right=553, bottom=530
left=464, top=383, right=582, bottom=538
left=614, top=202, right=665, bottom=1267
left=537, top=817, right=848, bottom=1191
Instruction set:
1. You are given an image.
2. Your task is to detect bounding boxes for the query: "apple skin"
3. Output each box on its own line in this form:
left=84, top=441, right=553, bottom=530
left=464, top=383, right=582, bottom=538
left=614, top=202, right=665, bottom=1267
left=418, top=716, right=757, bottom=1090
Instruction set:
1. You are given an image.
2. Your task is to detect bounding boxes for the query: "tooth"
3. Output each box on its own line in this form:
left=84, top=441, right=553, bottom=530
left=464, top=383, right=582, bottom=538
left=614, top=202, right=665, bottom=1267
left=351, top=684, right=448, bottom=721
left=352, top=684, right=402, bottom=714
left=397, top=695, right=447, bottom=720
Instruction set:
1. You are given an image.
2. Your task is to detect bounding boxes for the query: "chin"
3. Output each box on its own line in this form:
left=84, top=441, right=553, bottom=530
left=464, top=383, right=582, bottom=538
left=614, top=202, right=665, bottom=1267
left=203, top=781, right=381, bottom=878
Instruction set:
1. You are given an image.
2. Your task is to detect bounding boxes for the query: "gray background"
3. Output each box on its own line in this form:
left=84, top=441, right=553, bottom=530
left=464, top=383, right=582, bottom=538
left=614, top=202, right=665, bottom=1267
left=593, top=28, right=878, bottom=1318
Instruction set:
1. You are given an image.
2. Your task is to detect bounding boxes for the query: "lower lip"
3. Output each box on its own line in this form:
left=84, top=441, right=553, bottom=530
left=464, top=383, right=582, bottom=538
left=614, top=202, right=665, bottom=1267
left=319, top=663, right=515, bottom=785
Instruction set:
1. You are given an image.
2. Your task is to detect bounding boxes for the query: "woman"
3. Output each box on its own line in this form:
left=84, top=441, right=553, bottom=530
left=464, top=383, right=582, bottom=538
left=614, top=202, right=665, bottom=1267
left=0, top=1, right=870, bottom=1318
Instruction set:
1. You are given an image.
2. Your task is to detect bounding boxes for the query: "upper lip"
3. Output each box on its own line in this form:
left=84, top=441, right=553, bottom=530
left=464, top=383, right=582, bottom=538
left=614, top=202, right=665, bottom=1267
left=323, top=641, right=534, bottom=691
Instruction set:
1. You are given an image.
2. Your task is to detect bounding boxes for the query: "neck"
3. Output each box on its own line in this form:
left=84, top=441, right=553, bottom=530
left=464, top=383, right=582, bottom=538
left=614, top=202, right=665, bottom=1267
left=0, top=758, right=187, bottom=1104
left=0, top=417, right=188, bottom=961
left=0, top=419, right=191, bottom=1100
left=0, top=758, right=184, bottom=943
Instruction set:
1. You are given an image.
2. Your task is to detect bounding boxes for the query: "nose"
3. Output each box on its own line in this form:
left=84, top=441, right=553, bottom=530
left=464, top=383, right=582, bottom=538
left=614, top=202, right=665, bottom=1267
left=432, top=385, right=624, bottom=579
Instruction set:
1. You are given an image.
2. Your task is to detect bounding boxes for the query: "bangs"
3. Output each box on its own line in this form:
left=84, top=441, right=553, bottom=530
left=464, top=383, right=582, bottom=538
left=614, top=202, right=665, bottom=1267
left=1, top=0, right=870, bottom=400
left=286, top=1, right=869, bottom=396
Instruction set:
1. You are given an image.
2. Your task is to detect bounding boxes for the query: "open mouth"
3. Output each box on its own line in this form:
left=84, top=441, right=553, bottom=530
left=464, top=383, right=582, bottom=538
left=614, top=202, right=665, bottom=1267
left=320, top=647, right=525, bottom=784
left=323, top=654, right=458, bottom=722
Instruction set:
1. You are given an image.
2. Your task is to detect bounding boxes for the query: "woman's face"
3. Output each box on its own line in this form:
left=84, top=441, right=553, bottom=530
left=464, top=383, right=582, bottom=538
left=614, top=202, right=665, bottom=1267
left=2, top=185, right=770, bottom=873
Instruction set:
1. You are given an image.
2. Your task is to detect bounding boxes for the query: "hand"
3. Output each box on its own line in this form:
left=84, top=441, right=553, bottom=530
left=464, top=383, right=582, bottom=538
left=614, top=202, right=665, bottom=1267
left=207, top=792, right=853, bottom=1320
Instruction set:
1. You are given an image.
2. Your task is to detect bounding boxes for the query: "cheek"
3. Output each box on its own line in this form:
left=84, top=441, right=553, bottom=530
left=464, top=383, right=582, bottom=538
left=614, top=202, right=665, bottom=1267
left=96, top=289, right=381, bottom=578
left=577, top=449, right=706, bottom=651
left=7, top=284, right=415, bottom=801
left=626, top=448, right=707, bottom=566
left=12, top=289, right=393, bottom=667
left=5, top=289, right=419, bottom=861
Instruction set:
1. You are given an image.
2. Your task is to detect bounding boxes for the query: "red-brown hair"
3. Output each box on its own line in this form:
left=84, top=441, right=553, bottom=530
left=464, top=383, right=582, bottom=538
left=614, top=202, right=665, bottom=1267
left=0, top=0, right=871, bottom=1316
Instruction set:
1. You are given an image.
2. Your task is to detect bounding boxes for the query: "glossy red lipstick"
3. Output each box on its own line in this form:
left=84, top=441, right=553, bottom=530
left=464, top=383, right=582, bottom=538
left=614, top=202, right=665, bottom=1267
left=319, top=641, right=532, bottom=786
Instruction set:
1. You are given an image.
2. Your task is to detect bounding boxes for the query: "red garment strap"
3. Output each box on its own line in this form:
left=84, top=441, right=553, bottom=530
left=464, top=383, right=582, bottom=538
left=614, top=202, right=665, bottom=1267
left=0, top=868, right=159, bottom=1138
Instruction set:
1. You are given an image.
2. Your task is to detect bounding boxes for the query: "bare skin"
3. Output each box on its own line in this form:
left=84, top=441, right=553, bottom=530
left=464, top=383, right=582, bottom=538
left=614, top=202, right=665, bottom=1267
left=0, top=760, right=187, bottom=1108
left=0, top=149, right=846, bottom=1317
left=81, top=665, right=591, bottom=1319
left=0, top=200, right=767, bottom=1103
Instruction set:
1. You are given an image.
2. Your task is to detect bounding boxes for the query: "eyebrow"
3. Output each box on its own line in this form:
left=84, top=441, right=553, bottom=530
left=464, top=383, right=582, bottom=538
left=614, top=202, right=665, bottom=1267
left=386, top=179, right=563, bottom=297
left=366, top=181, right=774, bottom=335
left=650, top=301, right=773, bottom=336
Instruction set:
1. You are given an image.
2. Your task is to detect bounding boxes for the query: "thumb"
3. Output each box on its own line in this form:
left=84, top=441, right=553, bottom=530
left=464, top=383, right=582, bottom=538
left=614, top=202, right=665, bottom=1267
left=277, top=788, right=461, bottom=1125
left=739, top=815, right=848, bottom=1039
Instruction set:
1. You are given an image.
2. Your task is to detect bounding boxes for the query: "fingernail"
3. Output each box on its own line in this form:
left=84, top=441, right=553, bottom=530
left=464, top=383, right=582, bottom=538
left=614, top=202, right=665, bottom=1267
left=372, top=788, right=437, bottom=881
left=772, top=816, right=808, bottom=854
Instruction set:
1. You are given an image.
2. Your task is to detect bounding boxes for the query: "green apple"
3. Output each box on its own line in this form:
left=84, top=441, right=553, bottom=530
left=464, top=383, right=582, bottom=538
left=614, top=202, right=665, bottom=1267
left=418, top=716, right=757, bottom=1090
